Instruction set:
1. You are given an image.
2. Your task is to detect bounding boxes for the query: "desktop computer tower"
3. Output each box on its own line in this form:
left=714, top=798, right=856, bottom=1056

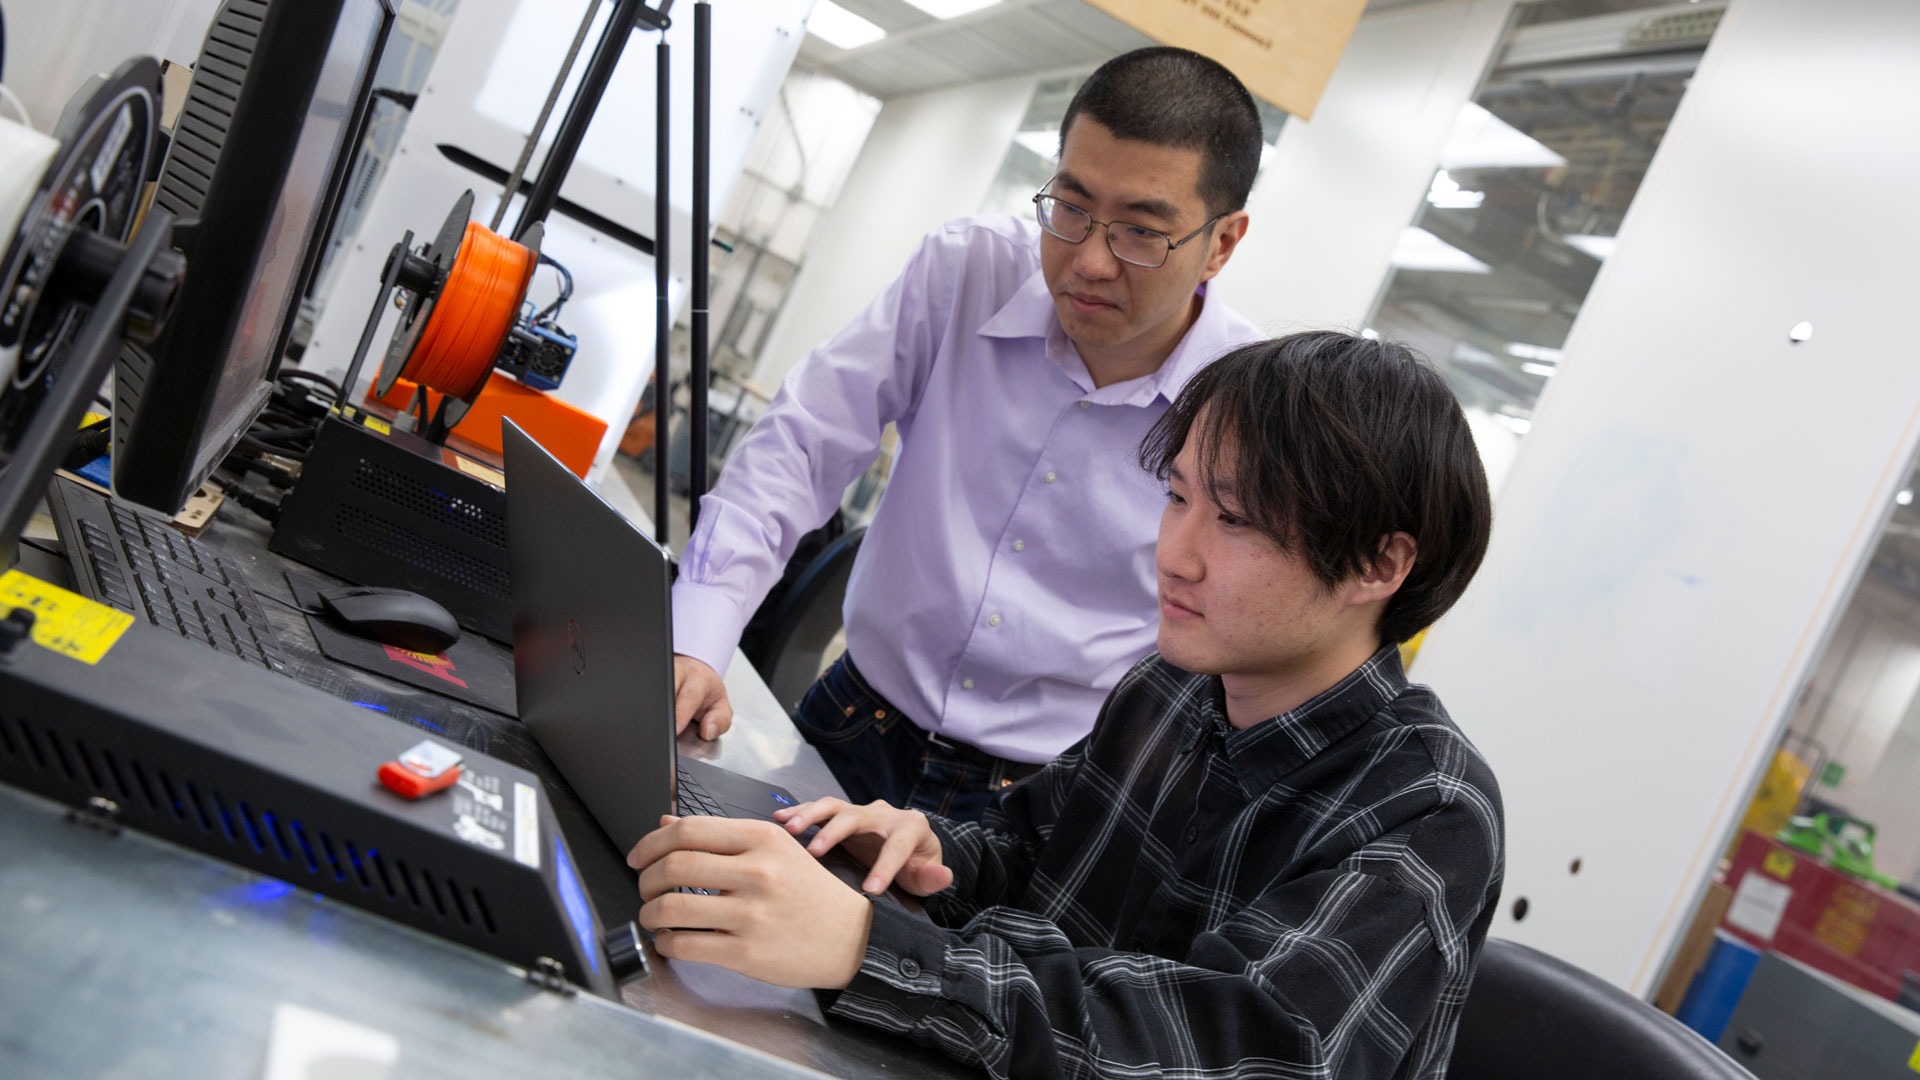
left=270, top=412, right=513, bottom=642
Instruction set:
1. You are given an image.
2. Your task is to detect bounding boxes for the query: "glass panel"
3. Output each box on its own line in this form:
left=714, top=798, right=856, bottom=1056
left=1659, top=461, right=1920, bottom=1055
left=1366, top=0, right=1726, bottom=492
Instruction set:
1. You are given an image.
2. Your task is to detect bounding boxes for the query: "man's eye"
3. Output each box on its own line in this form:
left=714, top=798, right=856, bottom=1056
left=1165, top=489, right=1186, bottom=505
left=1219, top=511, right=1246, bottom=528
left=1123, top=225, right=1160, bottom=241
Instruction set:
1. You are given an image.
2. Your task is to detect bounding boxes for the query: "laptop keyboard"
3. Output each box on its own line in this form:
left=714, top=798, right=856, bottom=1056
left=675, top=766, right=726, bottom=818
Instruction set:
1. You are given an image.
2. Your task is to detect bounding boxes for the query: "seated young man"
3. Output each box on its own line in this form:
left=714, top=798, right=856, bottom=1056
left=627, top=331, right=1504, bottom=1079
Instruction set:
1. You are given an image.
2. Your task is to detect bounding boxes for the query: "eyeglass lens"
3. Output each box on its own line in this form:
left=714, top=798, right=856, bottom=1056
left=1035, top=197, right=1169, bottom=268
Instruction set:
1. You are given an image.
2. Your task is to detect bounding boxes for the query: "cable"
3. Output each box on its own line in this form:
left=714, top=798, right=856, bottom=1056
left=0, top=84, right=30, bottom=130
left=225, top=483, right=284, bottom=523
left=534, top=251, right=573, bottom=324
left=256, top=590, right=322, bottom=618
left=278, top=369, right=343, bottom=404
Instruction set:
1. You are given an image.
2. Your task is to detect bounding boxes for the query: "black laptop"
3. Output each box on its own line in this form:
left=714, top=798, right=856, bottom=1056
left=503, top=420, right=801, bottom=855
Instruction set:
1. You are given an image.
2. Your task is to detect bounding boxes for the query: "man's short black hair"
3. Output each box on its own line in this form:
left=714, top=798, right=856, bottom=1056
left=1140, top=332, right=1493, bottom=645
left=1059, top=47, right=1265, bottom=216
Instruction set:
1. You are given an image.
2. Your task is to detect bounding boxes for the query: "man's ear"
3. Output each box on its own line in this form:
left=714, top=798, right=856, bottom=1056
left=1199, top=211, right=1250, bottom=283
left=1348, top=532, right=1417, bottom=607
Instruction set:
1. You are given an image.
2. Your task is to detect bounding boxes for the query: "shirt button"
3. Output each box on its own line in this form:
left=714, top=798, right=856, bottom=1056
left=963, top=678, right=975, bottom=690
left=1044, top=471, right=1057, bottom=484
left=1013, top=540, right=1025, bottom=552
left=1183, top=824, right=1199, bottom=844
left=1079, top=401, right=1090, bottom=409
left=988, top=614, right=1002, bottom=627
left=899, top=958, right=921, bottom=979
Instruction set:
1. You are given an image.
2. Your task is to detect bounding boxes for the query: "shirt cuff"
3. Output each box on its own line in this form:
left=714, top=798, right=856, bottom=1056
left=828, top=899, right=954, bottom=1027
left=669, top=580, right=751, bottom=678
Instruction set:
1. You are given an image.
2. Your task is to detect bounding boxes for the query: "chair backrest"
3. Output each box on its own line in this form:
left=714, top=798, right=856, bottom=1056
left=1447, top=939, right=1755, bottom=1080
left=747, top=526, right=865, bottom=712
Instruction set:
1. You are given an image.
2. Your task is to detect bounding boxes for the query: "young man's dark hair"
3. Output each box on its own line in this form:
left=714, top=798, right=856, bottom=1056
left=1141, top=331, right=1493, bottom=644
left=1059, top=46, right=1266, bottom=215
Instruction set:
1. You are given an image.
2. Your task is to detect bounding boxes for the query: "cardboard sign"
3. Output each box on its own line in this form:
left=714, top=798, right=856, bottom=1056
left=1083, top=0, right=1367, bottom=120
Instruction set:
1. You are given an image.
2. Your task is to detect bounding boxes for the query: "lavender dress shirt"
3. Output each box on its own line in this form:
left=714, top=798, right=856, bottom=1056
left=672, top=216, right=1262, bottom=763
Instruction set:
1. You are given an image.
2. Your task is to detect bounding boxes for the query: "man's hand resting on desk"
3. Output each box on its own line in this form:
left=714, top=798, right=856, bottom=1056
left=774, top=798, right=953, bottom=897
left=629, top=815, right=871, bottom=989
left=673, top=654, right=732, bottom=739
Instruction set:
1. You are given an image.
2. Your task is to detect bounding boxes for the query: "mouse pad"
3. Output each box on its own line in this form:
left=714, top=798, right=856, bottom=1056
left=287, top=573, right=517, bottom=716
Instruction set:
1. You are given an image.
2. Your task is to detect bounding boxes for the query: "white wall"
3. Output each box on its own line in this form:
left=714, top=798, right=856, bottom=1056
left=4, top=0, right=220, bottom=132
left=1210, top=0, right=1515, bottom=335
left=750, top=72, right=1037, bottom=388
left=1410, top=0, right=1920, bottom=995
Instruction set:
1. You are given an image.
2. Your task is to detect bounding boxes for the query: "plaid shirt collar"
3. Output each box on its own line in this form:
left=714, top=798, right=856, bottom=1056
left=1185, top=646, right=1411, bottom=798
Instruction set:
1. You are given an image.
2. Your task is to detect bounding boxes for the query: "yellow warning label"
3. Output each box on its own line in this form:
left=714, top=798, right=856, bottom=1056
left=454, top=455, right=505, bottom=489
left=362, top=415, right=392, bottom=436
left=1908, top=1038, right=1920, bottom=1073
left=0, top=570, right=134, bottom=664
left=1763, top=849, right=1797, bottom=881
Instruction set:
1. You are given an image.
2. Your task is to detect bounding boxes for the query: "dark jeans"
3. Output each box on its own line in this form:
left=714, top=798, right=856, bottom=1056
left=791, top=654, right=1042, bottom=823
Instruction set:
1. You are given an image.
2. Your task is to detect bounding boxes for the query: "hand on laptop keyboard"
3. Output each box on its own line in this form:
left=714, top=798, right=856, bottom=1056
left=627, top=814, right=875, bottom=989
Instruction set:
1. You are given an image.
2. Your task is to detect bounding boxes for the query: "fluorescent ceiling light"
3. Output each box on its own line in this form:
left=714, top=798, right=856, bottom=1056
left=1899, top=489, right=1914, bottom=507
left=900, top=0, right=1004, bottom=17
left=1013, top=130, right=1057, bottom=162
left=807, top=0, right=885, bottom=49
left=1427, top=170, right=1485, bottom=210
left=1521, top=361, right=1557, bottom=378
left=1565, top=234, right=1618, bottom=260
left=1392, top=227, right=1490, bottom=274
left=1507, top=342, right=1564, bottom=363
left=1440, top=102, right=1567, bottom=171
left=1360, top=328, right=1380, bottom=340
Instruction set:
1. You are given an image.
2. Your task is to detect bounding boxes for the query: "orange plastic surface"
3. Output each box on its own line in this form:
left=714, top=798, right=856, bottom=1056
left=378, top=760, right=462, bottom=799
left=370, top=371, right=607, bottom=479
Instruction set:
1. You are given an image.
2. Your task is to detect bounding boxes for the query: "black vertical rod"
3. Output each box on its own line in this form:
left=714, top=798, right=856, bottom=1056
left=512, top=0, right=649, bottom=244
left=653, top=35, right=672, bottom=546
left=689, top=0, right=711, bottom=532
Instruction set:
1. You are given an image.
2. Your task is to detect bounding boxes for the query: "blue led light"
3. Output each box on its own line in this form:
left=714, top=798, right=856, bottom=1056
left=412, top=717, right=447, bottom=733
left=552, top=834, right=600, bottom=975
left=352, top=701, right=391, bottom=713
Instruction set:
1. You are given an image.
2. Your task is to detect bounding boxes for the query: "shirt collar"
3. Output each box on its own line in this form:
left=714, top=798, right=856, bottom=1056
left=1186, top=646, right=1411, bottom=798
left=978, top=269, right=1243, bottom=408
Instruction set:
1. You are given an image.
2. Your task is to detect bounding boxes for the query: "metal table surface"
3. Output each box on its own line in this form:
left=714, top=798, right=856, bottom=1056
left=6, top=480, right=975, bottom=1079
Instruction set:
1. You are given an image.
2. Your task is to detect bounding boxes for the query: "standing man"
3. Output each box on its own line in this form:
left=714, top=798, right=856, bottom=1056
left=672, top=48, right=1266, bottom=820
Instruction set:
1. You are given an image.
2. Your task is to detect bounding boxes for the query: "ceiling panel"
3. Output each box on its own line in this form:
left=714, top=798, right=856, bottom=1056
left=803, top=0, right=1412, bottom=103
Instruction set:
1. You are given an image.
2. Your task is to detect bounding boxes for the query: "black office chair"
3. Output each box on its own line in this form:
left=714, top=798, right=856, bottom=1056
left=740, top=525, right=866, bottom=713
left=1447, top=939, right=1755, bottom=1080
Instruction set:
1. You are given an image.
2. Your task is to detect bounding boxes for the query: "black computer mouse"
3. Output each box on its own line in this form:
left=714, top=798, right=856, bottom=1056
left=317, top=586, right=461, bottom=654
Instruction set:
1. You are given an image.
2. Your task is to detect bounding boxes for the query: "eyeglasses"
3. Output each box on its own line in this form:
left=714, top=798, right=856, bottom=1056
left=1031, top=192, right=1223, bottom=269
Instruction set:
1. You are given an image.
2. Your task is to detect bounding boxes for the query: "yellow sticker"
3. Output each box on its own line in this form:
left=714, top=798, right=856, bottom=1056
left=1763, top=849, right=1797, bottom=881
left=1909, top=1038, right=1920, bottom=1073
left=0, top=570, right=134, bottom=664
left=361, top=415, right=391, bottom=436
left=454, top=455, right=505, bottom=489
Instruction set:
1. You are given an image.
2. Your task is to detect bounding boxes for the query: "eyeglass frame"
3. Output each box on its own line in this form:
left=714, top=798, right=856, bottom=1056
left=1030, top=190, right=1226, bottom=269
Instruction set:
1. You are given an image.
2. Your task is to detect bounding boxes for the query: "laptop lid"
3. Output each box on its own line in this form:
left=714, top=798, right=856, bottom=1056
left=503, top=420, right=677, bottom=853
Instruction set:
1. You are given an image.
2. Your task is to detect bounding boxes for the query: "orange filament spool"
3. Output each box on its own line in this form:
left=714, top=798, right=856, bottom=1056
left=400, top=222, right=535, bottom=401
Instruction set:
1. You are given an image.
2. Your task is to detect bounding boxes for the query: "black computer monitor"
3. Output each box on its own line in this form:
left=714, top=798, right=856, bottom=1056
left=111, top=0, right=395, bottom=514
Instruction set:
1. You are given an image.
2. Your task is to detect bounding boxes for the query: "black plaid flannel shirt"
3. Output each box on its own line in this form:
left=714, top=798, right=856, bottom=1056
left=825, top=646, right=1505, bottom=1078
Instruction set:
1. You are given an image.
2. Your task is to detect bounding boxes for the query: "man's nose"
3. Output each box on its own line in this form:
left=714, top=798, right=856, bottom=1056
left=1071, top=228, right=1123, bottom=281
left=1157, top=517, right=1205, bottom=582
